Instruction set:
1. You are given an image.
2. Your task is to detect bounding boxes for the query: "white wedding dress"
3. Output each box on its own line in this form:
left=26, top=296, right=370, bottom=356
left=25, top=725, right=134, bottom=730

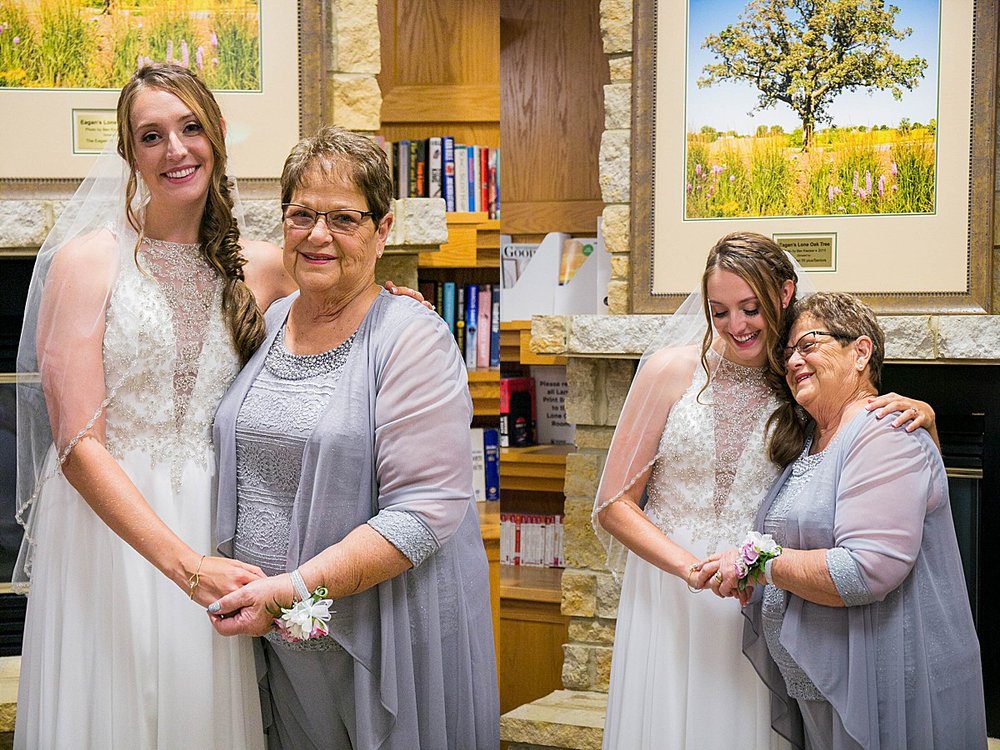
left=602, top=357, right=790, bottom=750
left=15, top=237, right=264, bottom=749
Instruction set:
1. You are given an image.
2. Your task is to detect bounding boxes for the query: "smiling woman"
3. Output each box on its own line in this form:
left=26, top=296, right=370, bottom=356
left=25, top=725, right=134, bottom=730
left=208, top=126, right=499, bottom=749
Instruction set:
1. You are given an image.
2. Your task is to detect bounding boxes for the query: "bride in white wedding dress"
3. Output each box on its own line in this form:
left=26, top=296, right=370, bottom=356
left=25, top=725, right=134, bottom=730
left=593, top=233, right=935, bottom=750
left=13, top=64, right=291, bottom=749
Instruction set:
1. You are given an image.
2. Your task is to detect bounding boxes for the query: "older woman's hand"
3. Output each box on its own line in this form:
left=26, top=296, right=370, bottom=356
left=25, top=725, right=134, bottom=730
left=207, top=573, right=296, bottom=637
left=865, top=393, right=939, bottom=447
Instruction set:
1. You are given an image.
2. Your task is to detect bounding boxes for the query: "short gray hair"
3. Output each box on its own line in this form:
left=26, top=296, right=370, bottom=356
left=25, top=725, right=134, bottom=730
left=280, top=126, right=393, bottom=223
left=788, top=292, right=885, bottom=390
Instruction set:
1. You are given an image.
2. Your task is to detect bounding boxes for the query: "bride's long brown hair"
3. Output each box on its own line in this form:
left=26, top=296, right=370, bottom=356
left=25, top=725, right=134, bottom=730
left=116, top=63, right=265, bottom=365
left=698, top=232, right=805, bottom=466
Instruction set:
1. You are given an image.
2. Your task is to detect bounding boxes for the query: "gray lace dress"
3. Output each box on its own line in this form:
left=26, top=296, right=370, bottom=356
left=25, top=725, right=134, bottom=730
left=215, top=291, right=499, bottom=750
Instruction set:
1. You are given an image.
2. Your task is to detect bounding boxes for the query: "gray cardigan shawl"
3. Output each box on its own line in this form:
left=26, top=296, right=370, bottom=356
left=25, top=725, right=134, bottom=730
left=214, top=290, right=499, bottom=749
left=743, top=409, right=986, bottom=750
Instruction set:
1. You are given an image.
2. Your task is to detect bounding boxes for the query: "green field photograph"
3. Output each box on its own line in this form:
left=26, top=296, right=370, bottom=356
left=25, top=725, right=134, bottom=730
left=0, top=0, right=260, bottom=90
left=685, top=0, right=939, bottom=219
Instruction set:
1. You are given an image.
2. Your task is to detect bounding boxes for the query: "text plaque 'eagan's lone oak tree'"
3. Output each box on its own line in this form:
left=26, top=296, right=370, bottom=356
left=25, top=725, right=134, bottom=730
left=698, top=0, right=927, bottom=149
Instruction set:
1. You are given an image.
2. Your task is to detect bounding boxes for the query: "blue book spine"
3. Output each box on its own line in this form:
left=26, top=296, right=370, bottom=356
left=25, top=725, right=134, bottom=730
left=464, top=284, right=479, bottom=369
left=442, top=136, right=456, bottom=212
left=483, top=428, right=500, bottom=501
left=442, top=282, right=456, bottom=335
left=489, top=283, right=500, bottom=367
left=467, top=146, right=476, bottom=211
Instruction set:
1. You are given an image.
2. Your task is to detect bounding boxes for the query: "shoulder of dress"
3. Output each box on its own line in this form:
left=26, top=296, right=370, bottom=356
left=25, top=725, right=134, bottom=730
left=638, top=344, right=701, bottom=381
left=55, top=226, right=119, bottom=265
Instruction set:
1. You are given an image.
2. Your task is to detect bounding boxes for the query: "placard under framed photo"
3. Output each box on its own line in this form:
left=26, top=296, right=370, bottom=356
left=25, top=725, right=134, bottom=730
left=630, top=0, right=996, bottom=314
left=0, top=0, right=329, bottom=184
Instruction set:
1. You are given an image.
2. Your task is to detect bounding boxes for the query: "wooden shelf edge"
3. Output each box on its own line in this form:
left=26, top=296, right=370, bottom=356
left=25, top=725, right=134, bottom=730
left=500, top=565, right=563, bottom=604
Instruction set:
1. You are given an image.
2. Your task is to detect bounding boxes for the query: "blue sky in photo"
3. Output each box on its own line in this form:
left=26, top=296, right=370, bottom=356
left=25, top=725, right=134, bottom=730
left=686, top=0, right=940, bottom=134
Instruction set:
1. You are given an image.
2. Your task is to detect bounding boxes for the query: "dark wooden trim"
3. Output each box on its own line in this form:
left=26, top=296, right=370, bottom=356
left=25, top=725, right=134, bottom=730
left=629, top=0, right=657, bottom=314
left=299, top=0, right=329, bottom=134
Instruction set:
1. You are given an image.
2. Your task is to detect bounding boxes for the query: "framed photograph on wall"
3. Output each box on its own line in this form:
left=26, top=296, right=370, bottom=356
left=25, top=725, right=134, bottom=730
left=0, top=0, right=328, bottom=185
left=630, top=0, right=997, bottom=313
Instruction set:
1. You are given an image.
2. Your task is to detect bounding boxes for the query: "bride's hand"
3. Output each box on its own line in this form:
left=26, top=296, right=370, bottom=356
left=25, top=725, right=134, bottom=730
left=208, top=574, right=296, bottom=637
left=694, top=548, right=742, bottom=598
left=188, top=556, right=266, bottom=607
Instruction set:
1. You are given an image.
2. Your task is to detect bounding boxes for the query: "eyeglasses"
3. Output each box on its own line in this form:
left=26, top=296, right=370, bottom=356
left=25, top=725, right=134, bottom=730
left=782, top=330, right=856, bottom=364
left=282, top=203, right=376, bottom=235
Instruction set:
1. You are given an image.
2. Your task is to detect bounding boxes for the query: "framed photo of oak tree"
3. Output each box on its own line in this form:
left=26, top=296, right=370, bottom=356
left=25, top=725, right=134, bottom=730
left=630, top=0, right=997, bottom=313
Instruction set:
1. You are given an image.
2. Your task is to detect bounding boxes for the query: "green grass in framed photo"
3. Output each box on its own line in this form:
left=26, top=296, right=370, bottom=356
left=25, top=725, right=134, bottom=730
left=0, top=0, right=261, bottom=91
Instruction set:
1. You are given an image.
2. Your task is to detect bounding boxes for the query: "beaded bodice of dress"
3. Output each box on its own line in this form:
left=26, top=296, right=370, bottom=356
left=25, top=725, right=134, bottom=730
left=102, top=236, right=240, bottom=489
left=644, top=354, right=781, bottom=551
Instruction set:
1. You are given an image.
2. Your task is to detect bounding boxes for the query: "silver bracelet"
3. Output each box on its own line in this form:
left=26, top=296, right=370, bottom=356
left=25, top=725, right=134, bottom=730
left=764, top=557, right=776, bottom=586
left=289, top=568, right=311, bottom=602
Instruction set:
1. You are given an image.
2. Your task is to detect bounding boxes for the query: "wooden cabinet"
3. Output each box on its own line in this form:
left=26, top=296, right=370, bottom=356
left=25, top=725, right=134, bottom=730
left=499, top=566, right=568, bottom=715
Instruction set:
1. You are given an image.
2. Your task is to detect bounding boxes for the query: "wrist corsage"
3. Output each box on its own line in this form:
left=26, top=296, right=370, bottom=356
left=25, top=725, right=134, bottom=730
left=272, top=569, right=334, bottom=643
left=734, top=531, right=782, bottom=591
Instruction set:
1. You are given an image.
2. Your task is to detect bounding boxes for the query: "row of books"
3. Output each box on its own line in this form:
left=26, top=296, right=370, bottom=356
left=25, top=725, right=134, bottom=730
left=377, top=136, right=500, bottom=217
left=419, top=282, right=500, bottom=370
left=470, top=427, right=500, bottom=502
left=500, top=513, right=565, bottom=568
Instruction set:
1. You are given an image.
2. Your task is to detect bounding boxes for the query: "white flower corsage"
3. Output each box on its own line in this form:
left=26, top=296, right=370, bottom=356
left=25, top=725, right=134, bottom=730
left=272, top=586, right=334, bottom=643
left=735, top=531, right=782, bottom=592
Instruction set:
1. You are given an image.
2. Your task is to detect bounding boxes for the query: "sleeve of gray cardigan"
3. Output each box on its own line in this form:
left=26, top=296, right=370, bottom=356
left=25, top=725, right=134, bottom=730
left=370, top=305, right=475, bottom=567
left=831, top=415, right=944, bottom=603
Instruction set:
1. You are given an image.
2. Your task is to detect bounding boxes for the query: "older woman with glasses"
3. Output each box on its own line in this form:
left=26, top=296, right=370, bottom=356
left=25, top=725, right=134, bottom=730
left=206, top=126, right=499, bottom=749
left=698, top=292, right=986, bottom=749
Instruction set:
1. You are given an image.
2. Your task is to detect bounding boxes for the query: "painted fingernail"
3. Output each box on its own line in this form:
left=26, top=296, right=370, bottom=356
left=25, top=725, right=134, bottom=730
left=207, top=601, right=221, bottom=613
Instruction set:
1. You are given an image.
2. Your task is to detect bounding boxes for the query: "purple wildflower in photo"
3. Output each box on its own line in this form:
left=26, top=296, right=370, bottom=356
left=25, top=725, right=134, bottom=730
left=166, top=39, right=174, bottom=64
left=852, top=171, right=859, bottom=193
left=865, top=171, right=872, bottom=196
left=210, top=31, right=218, bottom=48
left=181, top=40, right=189, bottom=68
left=828, top=185, right=835, bottom=202
left=891, top=161, right=898, bottom=178
left=196, top=46, right=204, bottom=70
left=878, top=175, right=885, bottom=197
left=12, top=35, right=19, bottom=45
left=695, top=163, right=702, bottom=178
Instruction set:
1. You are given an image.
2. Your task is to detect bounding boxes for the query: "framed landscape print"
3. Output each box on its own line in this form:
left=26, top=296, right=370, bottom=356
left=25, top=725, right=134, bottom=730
left=630, top=0, right=997, bottom=313
left=0, top=0, right=327, bottom=183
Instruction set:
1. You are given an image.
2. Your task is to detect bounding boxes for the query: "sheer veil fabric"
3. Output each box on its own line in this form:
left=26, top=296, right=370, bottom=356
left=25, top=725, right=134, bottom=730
left=15, top=146, right=136, bottom=591
left=13, top=143, right=246, bottom=591
left=591, top=254, right=817, bottom=576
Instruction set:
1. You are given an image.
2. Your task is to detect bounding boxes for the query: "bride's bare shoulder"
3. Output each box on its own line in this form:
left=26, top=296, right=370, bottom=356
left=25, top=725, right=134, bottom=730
left=640, top=345, right=702, bottom=378
left=240, top=239, right=296, bottom=310
left=49, top=227, right=118, bottom=276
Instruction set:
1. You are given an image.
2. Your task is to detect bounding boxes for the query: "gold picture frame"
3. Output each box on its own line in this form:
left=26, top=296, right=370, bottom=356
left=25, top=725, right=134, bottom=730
left=630, top=0, right=997, bottom=314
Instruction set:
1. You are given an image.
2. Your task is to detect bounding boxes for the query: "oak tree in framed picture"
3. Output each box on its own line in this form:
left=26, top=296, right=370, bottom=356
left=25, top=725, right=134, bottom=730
left=631, top=0, right=997, bottom=313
